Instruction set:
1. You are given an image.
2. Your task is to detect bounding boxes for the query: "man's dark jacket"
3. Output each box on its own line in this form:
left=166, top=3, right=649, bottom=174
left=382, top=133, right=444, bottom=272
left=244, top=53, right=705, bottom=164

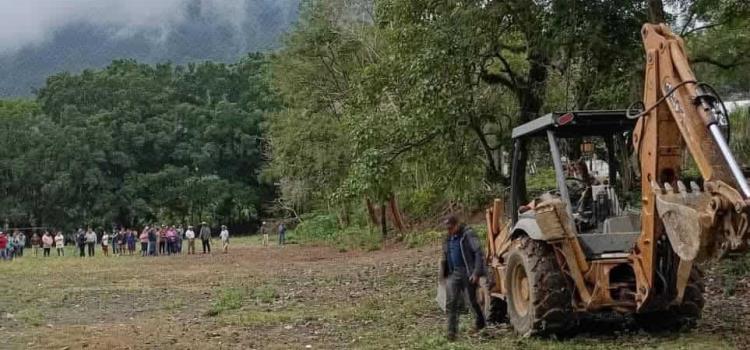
left=441, top=225, right=486, bottom=278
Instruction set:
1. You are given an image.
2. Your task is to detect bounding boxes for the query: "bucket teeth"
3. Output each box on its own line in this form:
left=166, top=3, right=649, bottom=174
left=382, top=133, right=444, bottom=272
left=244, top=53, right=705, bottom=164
left=677, top=180, right=687, bottom=193
left=690, top=181, right=701, bottom=193
left=651, top=180, right=663, bottom=195
left=664, top=182, right=674, bottom=194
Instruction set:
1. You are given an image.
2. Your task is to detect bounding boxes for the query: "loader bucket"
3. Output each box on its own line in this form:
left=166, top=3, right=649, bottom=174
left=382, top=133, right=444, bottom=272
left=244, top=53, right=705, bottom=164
left=652, top=181, right=715, bottom=261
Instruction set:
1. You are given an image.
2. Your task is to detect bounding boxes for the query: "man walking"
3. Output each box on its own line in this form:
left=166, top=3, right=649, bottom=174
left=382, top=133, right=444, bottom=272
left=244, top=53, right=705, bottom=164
left=199, top=222, right=211, bottom=254
left=441, top=214, right=486, bottom=341
left=278, top=222, right=286, bottom=246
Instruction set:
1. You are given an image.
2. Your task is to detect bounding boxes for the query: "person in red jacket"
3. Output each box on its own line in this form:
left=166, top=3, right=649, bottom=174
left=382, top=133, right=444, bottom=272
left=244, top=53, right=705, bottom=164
left=0, top=232, right=8, bottom=260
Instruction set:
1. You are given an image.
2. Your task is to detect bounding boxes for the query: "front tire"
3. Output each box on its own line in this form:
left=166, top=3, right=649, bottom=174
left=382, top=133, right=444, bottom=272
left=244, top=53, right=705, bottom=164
left=505, top=236, right=573, bottom=337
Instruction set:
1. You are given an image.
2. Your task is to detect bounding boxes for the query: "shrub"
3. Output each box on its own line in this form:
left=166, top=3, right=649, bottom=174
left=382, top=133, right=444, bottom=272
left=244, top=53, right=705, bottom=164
left=206, top=288, right=245, bottom=316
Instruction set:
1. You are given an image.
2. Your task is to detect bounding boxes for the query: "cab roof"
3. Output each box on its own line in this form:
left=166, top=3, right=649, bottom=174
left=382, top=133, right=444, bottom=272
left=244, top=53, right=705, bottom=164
left=511, top=110, right=637, bottom=139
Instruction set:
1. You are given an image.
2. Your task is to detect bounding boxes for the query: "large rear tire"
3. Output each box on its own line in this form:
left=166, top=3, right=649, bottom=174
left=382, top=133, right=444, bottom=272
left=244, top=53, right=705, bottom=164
left=505, top=236, right=574, bottom=337
left=635, top=266, right=705, bottom=332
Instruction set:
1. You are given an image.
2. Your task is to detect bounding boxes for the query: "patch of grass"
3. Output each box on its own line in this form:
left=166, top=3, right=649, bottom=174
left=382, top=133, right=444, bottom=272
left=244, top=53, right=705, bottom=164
left=16, top=307, right=44, bottom=327
left=333, top=226, right=382, bottom=252
left=162, top=297, right=185, bottom=311
left=206, top=288, right=245, bottom=316
left=719, top=254, right=750, bottom=295
left=250, top=285, right=279, bottom=304
left=289, top=213, right=382, bottom=251
left=404, top=229, right=444, bottom=248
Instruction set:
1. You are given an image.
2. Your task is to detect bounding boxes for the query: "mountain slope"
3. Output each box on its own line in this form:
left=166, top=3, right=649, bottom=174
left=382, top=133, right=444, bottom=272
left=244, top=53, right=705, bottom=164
left=0, top=0, right=299, bottom=97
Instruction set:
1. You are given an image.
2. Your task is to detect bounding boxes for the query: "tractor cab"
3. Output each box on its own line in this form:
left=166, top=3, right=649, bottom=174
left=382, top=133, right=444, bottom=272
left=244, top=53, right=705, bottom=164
left=509, top=110, right=640, bottom=259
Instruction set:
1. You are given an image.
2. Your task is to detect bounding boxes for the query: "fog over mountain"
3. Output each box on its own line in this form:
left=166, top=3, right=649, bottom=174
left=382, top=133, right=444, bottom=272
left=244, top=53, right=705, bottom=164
left=0, top=0, right=300, bottom=97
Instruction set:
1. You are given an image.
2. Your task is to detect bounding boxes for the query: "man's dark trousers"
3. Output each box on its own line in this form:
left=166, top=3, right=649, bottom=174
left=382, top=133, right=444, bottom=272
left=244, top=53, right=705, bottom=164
left=446, top=269, right=486, bottom=338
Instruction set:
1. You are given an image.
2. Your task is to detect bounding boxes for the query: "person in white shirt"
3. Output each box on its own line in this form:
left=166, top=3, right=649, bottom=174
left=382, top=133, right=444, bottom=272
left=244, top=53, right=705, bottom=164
left=260, top=221, right=268, bottom=247
left=54, top=231, right=65, bottom=256
left=220, top=225, right=229, bottom=253
left=185, top=226, right=196, bottom=255
left=101, top=231, right=110, bottom=257
left=85, top=228, right=97, bottom=257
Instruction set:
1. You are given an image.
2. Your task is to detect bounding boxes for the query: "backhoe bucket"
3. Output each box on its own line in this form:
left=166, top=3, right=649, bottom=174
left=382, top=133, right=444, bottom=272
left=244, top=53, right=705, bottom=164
left=652, top=181, right=716, bottom=261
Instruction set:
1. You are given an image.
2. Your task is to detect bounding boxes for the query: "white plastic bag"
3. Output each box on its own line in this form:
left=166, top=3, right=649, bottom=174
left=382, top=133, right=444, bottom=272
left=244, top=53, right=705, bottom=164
left=436, top=259, right=447, bottom=312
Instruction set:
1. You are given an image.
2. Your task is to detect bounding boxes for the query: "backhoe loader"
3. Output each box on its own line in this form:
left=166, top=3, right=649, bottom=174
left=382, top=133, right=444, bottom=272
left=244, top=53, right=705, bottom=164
left=478, top=23, right=750, bottom=336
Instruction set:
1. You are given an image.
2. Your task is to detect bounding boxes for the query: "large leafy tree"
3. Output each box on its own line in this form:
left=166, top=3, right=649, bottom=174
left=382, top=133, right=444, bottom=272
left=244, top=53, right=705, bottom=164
left=0, top=54, right=277, bottom=231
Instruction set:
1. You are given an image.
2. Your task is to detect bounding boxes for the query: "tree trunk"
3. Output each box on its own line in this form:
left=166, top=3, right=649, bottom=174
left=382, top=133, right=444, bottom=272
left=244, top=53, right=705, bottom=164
left=380, top=202, right=387, bottom=237
left=365, top=198, right=379, bottom=226
left=338, top=203, right=350, bottom=227
left=648, top=0, right=666, bottom=23
left=388, top=195, right=406, bottom=232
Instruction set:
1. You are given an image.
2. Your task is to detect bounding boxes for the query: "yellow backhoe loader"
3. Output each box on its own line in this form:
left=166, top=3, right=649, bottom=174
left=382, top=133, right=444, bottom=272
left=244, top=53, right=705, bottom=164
left=479, top=23, right=750, bottom=336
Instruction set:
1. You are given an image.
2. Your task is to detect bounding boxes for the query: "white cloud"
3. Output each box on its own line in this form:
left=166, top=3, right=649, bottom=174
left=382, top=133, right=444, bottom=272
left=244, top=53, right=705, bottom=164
left=0, top=0, right=250, bottom=53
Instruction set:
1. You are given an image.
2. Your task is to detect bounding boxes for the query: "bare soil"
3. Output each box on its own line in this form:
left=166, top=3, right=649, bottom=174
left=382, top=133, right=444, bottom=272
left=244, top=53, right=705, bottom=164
left=0, top=241, right=747, bottom=349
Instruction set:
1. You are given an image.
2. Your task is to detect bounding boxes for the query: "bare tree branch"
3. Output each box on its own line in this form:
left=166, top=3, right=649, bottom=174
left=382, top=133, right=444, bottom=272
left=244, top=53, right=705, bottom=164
left=385, top=131, right=440, bottom=164
left=682, top=21, right=726, bottom=36
left=679, top=8, right=697, bottom=36
left=692, top=56, right=750, bottom=69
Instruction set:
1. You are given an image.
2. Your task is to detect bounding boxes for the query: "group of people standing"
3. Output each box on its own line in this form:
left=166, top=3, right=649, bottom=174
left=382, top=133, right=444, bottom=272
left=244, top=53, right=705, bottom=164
left=0, top=222, right=232, bottom=260
left=0, top=230, right=67, bottom=259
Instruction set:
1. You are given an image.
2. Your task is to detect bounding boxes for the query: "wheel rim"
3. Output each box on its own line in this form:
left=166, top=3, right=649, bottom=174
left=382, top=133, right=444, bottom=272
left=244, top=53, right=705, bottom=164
left=511, top=263, right=530, bottom=317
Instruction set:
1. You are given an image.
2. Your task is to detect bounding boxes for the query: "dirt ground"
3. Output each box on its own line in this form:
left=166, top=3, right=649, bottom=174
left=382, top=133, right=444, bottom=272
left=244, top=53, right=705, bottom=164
left=0, top=240, right=748, bottom=350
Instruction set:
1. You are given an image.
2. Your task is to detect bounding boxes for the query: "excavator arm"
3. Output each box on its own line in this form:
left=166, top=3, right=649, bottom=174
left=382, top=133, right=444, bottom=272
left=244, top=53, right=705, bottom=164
left=633, top=23, right=750, bottom=308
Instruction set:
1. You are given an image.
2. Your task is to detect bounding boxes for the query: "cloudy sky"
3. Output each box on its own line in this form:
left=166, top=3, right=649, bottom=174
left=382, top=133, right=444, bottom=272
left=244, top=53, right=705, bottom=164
left=0, top=0, right=250, bottom=54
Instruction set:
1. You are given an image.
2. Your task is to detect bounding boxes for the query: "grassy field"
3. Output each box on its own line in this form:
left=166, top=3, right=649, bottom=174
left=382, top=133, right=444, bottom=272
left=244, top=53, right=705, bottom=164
left=0, top=238, right=746, bottom=349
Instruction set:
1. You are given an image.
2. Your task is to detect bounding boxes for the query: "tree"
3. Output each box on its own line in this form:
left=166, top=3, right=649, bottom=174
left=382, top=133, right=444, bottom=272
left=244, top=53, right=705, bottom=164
left=0, top=54, right=277, bottom=231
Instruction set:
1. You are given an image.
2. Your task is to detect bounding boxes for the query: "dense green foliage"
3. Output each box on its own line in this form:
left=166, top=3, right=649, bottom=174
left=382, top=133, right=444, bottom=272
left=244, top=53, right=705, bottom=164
left=290, top=212, right=382, bottom=251
left=265, top=0, right=750, bottom=231
left=0, top=55, right=277, bottom=230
